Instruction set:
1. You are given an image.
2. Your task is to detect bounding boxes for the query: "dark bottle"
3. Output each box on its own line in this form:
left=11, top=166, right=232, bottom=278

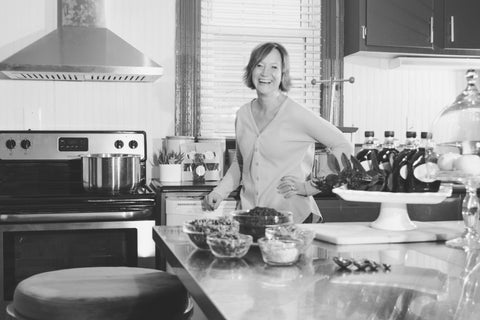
left=407, top=132, right=441, bottom=192
left=356, top=131, right=378, bottom=171
left=377, top=131, right=399, bottom=172
left=391, top=131, right=418, bottom=192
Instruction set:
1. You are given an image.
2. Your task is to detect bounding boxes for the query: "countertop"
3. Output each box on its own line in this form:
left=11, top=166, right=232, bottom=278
left=153, top=224, right=475, bottom=320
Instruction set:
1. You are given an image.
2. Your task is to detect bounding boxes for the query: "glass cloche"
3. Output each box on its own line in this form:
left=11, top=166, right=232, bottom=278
left=429, top=69, right=480, bottom=249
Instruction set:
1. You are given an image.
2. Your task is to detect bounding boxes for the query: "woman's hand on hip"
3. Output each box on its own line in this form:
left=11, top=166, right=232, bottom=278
left=277, top=176, right=319, bottom=198
left=203, top=191, right=223, bottom=210
left=277, top=176, right=304, bottom=198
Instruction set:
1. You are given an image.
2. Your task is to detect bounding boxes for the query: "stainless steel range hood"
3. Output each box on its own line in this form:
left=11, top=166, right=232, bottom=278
left=0, top=0, right=163, bottom=82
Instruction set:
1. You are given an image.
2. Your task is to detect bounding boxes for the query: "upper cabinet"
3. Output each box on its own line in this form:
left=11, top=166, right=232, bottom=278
left=443, top=0, right=480, bottom=50
left=345, top=0, right=480, bottom=57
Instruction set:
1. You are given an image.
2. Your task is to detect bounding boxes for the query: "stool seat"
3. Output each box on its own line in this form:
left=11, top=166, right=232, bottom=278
left=8, top=267, right=190, bottom=320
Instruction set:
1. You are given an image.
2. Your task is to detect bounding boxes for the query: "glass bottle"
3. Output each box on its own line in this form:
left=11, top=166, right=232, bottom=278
left=356, top=131, right=378, bottom=171
left=391, top=131, right=417, bottom=192
left=377, top=131, right=399, bottom=172
left=407, top=132, right=441, bottom=192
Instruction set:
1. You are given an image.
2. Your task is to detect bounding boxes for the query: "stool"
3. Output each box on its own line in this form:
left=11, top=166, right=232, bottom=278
left=6, top=267, right=193, bottom=320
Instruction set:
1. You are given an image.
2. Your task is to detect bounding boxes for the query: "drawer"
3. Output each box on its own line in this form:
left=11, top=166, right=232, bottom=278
left=165, top=198, right=237, bottom=226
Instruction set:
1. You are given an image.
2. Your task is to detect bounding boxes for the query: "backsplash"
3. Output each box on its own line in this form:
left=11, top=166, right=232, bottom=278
left=344, top=57, right=467, bottom=144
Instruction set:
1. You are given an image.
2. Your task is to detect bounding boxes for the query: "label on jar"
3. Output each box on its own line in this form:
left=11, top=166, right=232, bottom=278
left=195, top=165, right=206, bottom=176
left=413, top=163, right=439, bottom=182
left=360, top=160, right=372, bottom=171
left=399, top=165, right=407, bottom=179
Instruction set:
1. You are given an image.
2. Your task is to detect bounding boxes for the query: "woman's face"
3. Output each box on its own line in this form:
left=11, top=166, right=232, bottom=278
left=252, top=48, right=283, bottom=95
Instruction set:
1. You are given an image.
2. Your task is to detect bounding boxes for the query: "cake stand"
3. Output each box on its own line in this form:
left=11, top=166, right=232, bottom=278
left=435, top=171, right=480, bottom=249
left=332, top=185, right=453, bottom=231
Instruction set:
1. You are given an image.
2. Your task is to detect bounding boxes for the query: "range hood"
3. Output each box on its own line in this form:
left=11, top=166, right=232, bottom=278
left=0, top=0, right=163, bottom=82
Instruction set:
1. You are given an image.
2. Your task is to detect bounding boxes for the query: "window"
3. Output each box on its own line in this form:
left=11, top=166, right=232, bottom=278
left=200, top=0, right=321, bottom=137
left=176, top=0, right=342, bottom=137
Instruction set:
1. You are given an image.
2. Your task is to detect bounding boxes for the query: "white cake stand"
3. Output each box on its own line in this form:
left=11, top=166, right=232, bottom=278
left=332, top=185, right=453, bottom=231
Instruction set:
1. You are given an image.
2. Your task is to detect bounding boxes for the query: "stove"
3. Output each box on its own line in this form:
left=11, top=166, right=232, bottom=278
left=0, top=131, right=158, bottom=316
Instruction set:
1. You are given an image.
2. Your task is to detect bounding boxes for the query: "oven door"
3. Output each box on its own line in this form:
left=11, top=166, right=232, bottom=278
left=0, top=219, right=155, bottom=317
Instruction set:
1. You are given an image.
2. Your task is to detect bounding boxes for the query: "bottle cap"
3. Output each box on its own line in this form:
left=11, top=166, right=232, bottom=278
left=406, top=131, right=417, bottom=138
left=384, top=131, right=394, bottom=137
left=364, top=131, right=374, bottom=137
left=420, top=132, right=428, bottom=139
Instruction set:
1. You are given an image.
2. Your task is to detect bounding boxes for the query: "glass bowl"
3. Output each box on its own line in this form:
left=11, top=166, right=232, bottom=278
left=207, top=233, right=253, bottom=259
left=265, top=225, right=315, bottom=254
left=257, top=237, right=303, bottom=266
left=182, top=217, right=239, bottom=250
left=230, top=207, right=293, bottom=242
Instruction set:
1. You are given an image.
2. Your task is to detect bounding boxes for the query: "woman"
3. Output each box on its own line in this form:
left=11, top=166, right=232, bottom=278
left=204, top=42, right=352, bottom=223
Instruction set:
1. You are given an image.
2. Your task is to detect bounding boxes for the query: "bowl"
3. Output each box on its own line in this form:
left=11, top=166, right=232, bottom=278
left=257, top=237, right=303, bottom=266
left=182, top=217, right=239, bottom=250
left=230, top=207, right=293, bottom=242
left=207, top=233, right=253, bottom=259
left=265, top=225, right=315, bottom=254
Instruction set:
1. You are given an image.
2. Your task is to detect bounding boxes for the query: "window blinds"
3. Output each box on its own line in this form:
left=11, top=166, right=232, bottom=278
left=200, top=0, right=322, bottom=137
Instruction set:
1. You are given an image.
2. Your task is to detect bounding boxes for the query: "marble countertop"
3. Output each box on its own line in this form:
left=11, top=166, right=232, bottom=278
left=153, top=224, right=476, bottom=320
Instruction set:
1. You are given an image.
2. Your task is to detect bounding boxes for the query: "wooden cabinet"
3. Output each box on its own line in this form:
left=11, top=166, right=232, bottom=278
left=364, top=0, right=434, bottom=50
left=345, top=0, right=435, bottom=56
left=443, top=0, right=480, bottom=50
left=316, top=194, right=462, bottom=223
left=345, top=0, right=480, bottom=57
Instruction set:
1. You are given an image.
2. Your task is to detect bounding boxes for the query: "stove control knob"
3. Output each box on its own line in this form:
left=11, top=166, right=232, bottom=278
left=21, top=139, right=31, bottom=150
left=6, top=139, right=16, bottom=150
left=129, top=140, right=138, bottom=149
left=114, top=140, right=124, bottom=149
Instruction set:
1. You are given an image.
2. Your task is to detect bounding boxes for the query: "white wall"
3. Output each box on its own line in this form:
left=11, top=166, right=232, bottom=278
left=0, top=0, right=176, bottom=181
left=344, top=55, right=469, bottom=145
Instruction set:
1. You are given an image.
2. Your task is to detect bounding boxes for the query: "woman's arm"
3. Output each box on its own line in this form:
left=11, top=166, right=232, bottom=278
left=277, top=105, right=353, bottom=198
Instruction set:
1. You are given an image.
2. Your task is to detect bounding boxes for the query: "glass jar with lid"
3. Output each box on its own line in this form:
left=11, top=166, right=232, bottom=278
left=429, top=69, right=480, bottom=249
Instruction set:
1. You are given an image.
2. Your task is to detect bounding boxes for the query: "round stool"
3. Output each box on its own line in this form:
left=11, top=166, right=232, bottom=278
left=6, top=267, right=193, bottom=320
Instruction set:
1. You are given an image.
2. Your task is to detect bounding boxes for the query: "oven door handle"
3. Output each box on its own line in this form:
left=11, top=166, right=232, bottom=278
left=0, top=210, right=152, bottom=223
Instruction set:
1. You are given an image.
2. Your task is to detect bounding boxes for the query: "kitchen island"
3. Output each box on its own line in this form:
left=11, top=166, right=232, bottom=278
left=153, top=223, right=477, bottom=320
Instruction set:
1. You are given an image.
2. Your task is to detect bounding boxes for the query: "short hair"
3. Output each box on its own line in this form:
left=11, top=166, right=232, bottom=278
left=243, top=42, right=292, bottom=92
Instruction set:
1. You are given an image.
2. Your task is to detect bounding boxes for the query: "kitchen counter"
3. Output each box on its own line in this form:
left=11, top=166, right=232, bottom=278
left=150, top=179, right=464, bottom=223
left=153, top=224, right=475, bottom=320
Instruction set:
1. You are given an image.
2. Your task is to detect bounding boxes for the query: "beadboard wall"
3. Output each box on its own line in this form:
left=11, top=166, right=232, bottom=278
left=344, top=56, right=468, bottom=145
left=0, top=0, right=475, bottom=180
left=0, top=0, right=176, bottom=181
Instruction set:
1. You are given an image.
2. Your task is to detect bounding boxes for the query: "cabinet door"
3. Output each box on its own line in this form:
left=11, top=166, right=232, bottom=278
left=444, top=0, right=480, bottom=49
left=366, top=0, right=434, bottom=49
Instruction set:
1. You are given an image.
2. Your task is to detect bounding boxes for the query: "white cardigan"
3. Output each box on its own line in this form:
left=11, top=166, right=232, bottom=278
left=213, top=96, right=352, bottom=223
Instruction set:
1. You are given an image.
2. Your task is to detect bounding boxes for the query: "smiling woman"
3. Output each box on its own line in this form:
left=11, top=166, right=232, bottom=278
left=175, top=0, right=344, bottom=138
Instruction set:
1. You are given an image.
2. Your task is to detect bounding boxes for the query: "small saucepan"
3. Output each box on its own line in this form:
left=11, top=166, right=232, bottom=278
left=81, top=153, right=141, bottom=194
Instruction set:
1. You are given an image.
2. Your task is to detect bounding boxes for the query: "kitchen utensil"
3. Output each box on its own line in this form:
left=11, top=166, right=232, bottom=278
left=82, top=153, right=141, bottom=194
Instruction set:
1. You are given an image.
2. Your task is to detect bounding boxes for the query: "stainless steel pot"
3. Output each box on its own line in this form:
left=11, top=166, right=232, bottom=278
left=82, top=153, right=141, bottom=194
